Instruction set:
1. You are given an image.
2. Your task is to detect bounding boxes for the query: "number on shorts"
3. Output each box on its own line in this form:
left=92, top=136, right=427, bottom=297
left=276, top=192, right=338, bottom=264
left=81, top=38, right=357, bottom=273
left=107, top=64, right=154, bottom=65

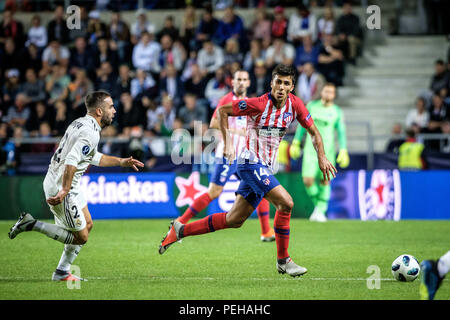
left=221, top=164, right=229, bottom=177
left=72, top=205, right=80, bottom=219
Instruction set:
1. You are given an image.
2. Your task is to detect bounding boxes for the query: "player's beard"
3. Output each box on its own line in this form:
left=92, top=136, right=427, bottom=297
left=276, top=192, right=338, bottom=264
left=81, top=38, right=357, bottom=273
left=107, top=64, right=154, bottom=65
left=100, top=113, right=113, bottom=128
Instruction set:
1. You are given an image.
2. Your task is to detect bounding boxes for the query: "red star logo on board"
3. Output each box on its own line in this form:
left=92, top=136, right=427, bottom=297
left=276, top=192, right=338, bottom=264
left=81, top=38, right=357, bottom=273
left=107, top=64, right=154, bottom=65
left=174, top=171, right=207, bottom=207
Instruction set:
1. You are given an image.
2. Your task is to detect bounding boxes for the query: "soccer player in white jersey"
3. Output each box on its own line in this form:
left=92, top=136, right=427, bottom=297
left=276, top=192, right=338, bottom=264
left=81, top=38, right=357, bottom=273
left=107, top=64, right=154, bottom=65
left=8, top=91, right=144, bottom=281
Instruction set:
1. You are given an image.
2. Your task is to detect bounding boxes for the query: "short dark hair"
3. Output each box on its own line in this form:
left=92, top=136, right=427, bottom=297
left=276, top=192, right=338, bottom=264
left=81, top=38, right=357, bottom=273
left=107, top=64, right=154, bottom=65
left=271, top=64, right=296, bottom=84
left=85, top=91, right=111, bottom=112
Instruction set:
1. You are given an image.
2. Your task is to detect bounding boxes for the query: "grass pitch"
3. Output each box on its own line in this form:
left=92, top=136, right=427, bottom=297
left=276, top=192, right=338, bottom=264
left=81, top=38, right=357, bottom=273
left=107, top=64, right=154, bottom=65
left=0, top=219, right=449, bottom=300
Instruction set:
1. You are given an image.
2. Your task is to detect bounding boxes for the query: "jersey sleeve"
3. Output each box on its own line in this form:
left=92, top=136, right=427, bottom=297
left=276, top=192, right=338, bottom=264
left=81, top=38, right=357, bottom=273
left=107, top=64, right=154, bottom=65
left=90, top=149, right=103, bottom=166
left=64, top=131, right=97, bottom=167
left=293, top=95, right=314, bottom=129
left=335, top=107, right=347, bottom=150
left=231, top=96, right=264, bottom=117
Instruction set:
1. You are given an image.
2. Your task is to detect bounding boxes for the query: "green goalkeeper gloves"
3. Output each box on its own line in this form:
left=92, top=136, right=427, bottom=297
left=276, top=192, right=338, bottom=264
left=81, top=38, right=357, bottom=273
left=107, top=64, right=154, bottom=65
left=289, top=140, right=302, bottom=160
left=336, top=149, right=350, bottom=168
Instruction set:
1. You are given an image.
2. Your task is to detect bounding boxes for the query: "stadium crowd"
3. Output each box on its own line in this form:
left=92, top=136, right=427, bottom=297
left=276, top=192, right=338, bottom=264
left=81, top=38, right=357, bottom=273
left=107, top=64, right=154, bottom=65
left=0, top=0, right=364, bottom=174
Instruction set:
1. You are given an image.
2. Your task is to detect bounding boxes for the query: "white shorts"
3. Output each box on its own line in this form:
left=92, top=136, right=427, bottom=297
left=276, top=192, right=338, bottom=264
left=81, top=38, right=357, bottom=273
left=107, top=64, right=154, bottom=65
left=43, top=174, right=87, bottom=232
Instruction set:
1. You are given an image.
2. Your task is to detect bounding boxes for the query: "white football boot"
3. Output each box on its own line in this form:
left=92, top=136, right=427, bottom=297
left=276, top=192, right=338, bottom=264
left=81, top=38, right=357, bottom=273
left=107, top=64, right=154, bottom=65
left=8, top=212, right=36, bottom=239
left=277, top=258, right=308, bottom=277
left=309, top=207, right=327, bottom=222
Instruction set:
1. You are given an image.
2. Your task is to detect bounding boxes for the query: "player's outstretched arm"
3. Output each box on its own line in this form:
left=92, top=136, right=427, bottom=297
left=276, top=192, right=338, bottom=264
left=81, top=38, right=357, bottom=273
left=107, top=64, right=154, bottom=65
left=46, top=164, right=77, bottom=206
left=99, top=154, right=144, bottom=172
left=306, top=123, right=337, bottom=181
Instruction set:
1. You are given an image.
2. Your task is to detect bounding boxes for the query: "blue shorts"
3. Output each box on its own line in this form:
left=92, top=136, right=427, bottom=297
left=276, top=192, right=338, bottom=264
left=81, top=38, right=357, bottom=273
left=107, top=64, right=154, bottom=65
left=235, top=160, right=280, bottom=209
left=210, top=157, right=239, bottom=186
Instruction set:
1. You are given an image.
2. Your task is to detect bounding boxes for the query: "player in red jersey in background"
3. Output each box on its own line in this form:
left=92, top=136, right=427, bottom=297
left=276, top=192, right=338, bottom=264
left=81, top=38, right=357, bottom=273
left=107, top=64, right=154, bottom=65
left=160, top=64, right=336, bottom=277
left=177, top=69, right=275, bottom=242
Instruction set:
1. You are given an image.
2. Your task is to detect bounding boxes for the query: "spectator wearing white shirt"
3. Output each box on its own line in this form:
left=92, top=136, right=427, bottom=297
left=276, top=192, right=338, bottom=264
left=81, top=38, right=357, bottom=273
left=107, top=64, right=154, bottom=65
left=131, top=9, right=156, bottom=45
left=130, top=69, right=156, bottom=99
left=317, top=7, right=335, bottom=40
left=197, top=39, right=224, bottom=78
left=132, top=31, right=161, bottom=74
left=406, top=97, right=430, bottom=130
left=26, top=15, right=47, bottom=51
left=265, top=36, right=295, bottom=70
left=205, top=67, right=229, bottom=113
left=41, top=40, right=70, bottom=76
left=295, top=62, right=326, bottom=104
left=287, top=4, right=318, bottom=46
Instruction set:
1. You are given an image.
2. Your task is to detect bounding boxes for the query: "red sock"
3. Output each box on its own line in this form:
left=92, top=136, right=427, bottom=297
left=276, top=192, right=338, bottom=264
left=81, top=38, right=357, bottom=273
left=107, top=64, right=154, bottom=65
left=274, top=210, right=291, bottom=260
left=256, top=198, right=271, bottom=234
left=178, top=192, right=212, bottom=224
left=182, top=212, right=228, bottom=237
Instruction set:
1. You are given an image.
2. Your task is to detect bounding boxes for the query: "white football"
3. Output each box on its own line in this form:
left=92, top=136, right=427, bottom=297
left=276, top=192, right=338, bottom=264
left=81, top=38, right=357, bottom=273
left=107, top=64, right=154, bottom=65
left=391, top=254, right=421, bottom=282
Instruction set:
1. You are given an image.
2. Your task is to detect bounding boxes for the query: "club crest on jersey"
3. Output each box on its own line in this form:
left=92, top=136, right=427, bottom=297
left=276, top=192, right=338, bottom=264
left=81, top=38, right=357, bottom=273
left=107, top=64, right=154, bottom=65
left=263, top=178, right=270, bottom=186
left=283, top=112, right=293, bottom=123
left=306, top=113, right=312, bottom=121
left=238, top=100, right=247, bottom=110
left=82, top=145, right=90, bottom=156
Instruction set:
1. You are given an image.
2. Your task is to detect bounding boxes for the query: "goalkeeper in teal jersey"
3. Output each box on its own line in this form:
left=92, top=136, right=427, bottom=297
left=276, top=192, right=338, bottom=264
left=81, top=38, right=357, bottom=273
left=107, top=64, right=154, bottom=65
left=290, top=83, right=349, bottom=222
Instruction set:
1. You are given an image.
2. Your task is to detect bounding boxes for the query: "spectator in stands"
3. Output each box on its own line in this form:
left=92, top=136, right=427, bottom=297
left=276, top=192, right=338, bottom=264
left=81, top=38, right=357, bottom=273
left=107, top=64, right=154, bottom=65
left=265, top=36, right=295, bottom=71
left=86, top=10, right=107, bottom=45
left=287, top=4, right=318, bottom=46
left=213, top=6, right=247, bottom=51
left=195, top=5, right=220, bottom=50
left=386, top=122, right=405, bottom=154
left=130, top=69, right=157, bottom=100
left=317, top=34, right=345, bottom=86
left=3, top=69, right=21, bottom=105
left=69, top=36, right=96, bottom=78
left=317, top=6, right=335, bottom=40
left=95, top=61, right=116, bottom=94
left=249, top=59, right=271, bottom=97
left=132, top=31, right=161, bottom=75
left=45, top=63, right=70, bottom=107
left=427, top=94, right=449, bottom=133
left=197, top=39, right=224, bottom=78
left=69, top=6, right=89, bottom=42
left=183, top=63, right=208, bottom=101
left=430, top=59, right=449, bottom=94
left=223, top=38, right=243, bottom=68
left=1, top=38, right=22, bottom=77
left=178, top=93, right=208, bottom=133
left=68, top=69, right=94, bottom=113
left=131, top=8, right=156, bottom=45
left=243, top=39, right=265, bottom=72
left=205, top=67, right=229, bottom=114
left=26, top=15, right=47, bottom=52
left=95, top=37, right=119, bottom=75
left=113, top=64, right=132, bottom=100
left=117, top=92, right=146, bottom=136
left=294, top=34, right=320, bottom=73
left=296, top=62, right=326, bottom=104
left=26, top=101, right=52, bottom=137
left=157, top=15, right=179, bottom=42
left=107, top=11, right=131, bottom=64
left=159, top=63, right=184, bottom=108
left=0, top=122, right=16, bottom=175
left=41, top=40, right=70, bottom=77
left=3, top=93, right=30, bottom=130
left=47, top=5, right=70, bottom=45
left=154, top=94, right=176, bottom=135
left=405, top=97, right=430, bottom=131
left=179, top=4, right=197, bottom=52
left=251, top=7, right=271, bottom=41
left=30, top=122, right=55, bottom=153
left=335, top=1, right=362, bottom=64
left=398, top=127, right=427, bottom=170
left=0, top=9, right=25, bottom=48
left=158, top=34, right=185, bottom=74
left=53, top=101, right=68, bottom=137
left=23, top=43, right=42, bottom=76
left=271, top=6, right=288, bottom=40
left=20, top=68, right=46, bottom=103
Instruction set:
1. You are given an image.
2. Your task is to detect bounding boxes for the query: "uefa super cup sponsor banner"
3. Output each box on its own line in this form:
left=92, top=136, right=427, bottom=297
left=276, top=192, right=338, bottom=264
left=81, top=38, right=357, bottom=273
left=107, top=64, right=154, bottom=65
left=80, top=173, right=179, bottom=219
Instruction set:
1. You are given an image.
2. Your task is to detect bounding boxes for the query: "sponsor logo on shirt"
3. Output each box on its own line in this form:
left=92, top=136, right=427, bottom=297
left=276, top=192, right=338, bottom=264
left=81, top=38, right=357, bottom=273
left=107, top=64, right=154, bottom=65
left=82, top=145, right=90, bottom=156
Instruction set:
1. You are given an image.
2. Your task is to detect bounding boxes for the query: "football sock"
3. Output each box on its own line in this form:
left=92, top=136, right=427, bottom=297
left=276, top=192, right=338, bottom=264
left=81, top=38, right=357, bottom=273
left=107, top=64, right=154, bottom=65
left=33, top=221, right=74, bottom=244
left=305, top=183, right=319, bottom=206
left=178, top=192, right=212, bottom=224
left=256, top=198, right=271, bottom=234
left=316, top=184, right=331, bottom=215
left=56, top=244, right=82, bottom=273
left=438, top=251, right=450, bottom=278
left=181, top=212, right=228, bottom=238
left=274, top=210, right=291, bottom=260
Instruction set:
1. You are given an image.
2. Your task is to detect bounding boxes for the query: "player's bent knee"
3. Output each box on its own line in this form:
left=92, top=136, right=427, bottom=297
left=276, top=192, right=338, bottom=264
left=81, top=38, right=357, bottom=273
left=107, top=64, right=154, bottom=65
left=278, top=198, right=294, bottom=212
left=208, top=185, right=223, bottom=200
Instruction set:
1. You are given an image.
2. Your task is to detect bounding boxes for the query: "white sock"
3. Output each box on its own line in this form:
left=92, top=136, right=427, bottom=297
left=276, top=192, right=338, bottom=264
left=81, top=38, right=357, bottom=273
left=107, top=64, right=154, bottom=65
left=437, top=251, right=450, bottom=278
left=56, top=244, right=82, bottom=272
left=33, top=221, right=74, bottom=244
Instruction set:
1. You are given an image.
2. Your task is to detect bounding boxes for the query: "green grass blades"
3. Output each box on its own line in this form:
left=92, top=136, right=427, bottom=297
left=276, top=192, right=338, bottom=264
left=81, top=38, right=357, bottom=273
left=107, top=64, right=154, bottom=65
left=0, top=219, right=449, bottom=300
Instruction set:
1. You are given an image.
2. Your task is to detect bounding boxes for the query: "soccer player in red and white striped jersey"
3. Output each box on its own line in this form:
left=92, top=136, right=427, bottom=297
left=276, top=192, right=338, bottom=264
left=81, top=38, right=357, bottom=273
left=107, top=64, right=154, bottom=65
left=160, top=64, right=336, bottom=277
